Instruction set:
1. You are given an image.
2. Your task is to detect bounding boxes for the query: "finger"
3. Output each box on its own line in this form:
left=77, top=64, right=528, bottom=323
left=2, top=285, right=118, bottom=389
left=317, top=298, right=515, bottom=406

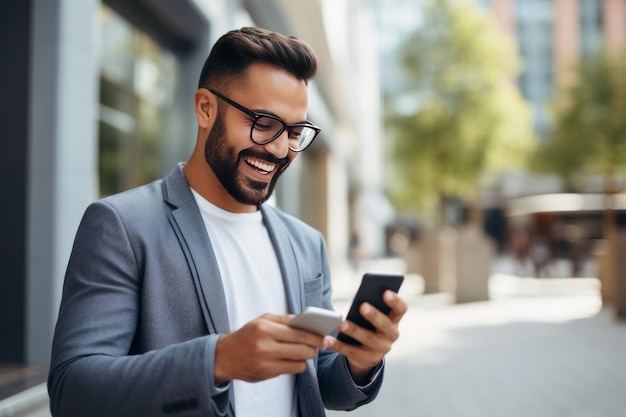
left=338, top=303, right=399, bottom=349
left=336, top=320, right=390, bottom=352
left=383, top=291, right=409, bottom=323
left=242, top=332, right=319, bottom=360
left=275, top=342, right=320, bottom=361
left=261, top=313, right=295, bottom=325
left=325, top=335, right=385, bottom=371
left=239, top=358, right=310, bottom=382
left=259, top=314, right=326, bottom=348
left=284, top=327, right=327, bottom=349
left=322, top=335, right=334, bottom=350
left=359, top=302, right=392, bottom=332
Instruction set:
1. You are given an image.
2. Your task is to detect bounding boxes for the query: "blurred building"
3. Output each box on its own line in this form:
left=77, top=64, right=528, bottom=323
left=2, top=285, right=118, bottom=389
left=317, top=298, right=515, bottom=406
left=1, top=0, right=386, bottom=372
left=489, top=0, right=626, bottom=136
left=482, top=0, right=626, bottom=196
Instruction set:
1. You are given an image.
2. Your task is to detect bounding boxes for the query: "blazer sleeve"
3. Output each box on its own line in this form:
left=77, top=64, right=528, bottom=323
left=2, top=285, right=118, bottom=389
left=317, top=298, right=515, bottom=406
left=317, top=350, right=384, bottom=410
left=48, top=201, right=229, bottom=417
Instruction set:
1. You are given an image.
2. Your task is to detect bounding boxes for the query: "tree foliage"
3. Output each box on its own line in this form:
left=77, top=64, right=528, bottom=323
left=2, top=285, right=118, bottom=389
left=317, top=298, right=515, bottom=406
left=388, top=0, right=535, bottom=217
left=531, top=48, right=626, bottom=193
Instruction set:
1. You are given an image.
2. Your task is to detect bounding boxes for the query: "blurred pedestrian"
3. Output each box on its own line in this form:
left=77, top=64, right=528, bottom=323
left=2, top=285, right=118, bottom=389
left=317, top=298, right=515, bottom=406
left=531, top=235, right=551, bottom=277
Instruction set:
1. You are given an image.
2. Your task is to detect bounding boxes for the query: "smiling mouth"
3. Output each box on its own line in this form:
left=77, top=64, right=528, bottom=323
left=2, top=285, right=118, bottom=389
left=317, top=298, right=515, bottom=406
left=244, top=157, right=276, bottom=174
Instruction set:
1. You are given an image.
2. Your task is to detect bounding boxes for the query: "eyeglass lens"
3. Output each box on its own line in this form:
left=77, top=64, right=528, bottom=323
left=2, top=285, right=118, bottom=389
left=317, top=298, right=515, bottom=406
left=252, top=116, right=317, bottom=151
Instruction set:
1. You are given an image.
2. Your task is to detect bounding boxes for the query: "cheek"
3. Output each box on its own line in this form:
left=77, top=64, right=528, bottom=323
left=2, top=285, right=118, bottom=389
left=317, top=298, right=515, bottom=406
left=215, top=111, right=251, bottom=149
left=227, top=124, right=255, bottom=153
left=217, top=128, right=250, bottom=158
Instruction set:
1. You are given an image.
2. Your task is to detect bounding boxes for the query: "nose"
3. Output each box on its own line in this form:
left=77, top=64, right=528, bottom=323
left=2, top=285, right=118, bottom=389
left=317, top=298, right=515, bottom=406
left=264, top=129, right=290, bottom=158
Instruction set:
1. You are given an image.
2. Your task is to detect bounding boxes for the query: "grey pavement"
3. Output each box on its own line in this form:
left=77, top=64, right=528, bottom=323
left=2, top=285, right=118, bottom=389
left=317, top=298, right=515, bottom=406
left=328, top=258, right=626, bottom=417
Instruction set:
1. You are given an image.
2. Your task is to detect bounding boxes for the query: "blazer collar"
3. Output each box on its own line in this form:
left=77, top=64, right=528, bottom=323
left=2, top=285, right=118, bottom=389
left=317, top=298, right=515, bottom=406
left=163, top=162, right=195, bottom=209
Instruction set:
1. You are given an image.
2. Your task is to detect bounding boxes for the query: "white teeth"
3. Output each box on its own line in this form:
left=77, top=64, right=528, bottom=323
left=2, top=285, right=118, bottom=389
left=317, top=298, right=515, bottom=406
left=245, top=158, right=276, bottom=173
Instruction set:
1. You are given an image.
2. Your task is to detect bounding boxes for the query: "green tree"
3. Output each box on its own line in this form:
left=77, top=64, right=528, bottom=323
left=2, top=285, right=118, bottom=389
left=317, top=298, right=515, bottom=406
left=388, top=0, right=535, bottom=223
left=531, top=48, right=626, bottom=196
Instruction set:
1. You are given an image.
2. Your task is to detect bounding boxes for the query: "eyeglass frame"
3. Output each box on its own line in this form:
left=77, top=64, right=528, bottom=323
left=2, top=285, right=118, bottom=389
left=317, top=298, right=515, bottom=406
left=205, top=88, right=321, bottom=152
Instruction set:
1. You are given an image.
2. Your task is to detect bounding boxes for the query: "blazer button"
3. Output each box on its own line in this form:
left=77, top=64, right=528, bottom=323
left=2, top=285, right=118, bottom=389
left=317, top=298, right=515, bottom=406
left=162, top=399, right=198, bottom=414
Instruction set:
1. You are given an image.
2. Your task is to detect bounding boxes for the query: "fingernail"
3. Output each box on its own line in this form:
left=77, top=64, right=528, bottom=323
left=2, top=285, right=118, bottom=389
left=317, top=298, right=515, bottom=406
left=322, top=336, right=334, bottom=349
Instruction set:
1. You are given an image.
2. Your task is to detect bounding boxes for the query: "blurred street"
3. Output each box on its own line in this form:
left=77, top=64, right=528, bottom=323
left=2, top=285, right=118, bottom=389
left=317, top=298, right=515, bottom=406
left=329, top=257, right=626, bottom=417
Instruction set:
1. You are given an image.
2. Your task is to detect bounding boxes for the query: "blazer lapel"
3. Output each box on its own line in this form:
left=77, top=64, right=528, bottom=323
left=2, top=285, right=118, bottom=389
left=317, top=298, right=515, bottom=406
left=163, top=164, right=230, bottom=335
left=261, top=207, right=326, bottom=416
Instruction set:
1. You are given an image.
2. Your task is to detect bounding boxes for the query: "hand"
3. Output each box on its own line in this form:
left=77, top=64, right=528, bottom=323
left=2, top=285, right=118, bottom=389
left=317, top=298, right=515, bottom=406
left=326, top=291, right=408, bottom=383
left=214, top=314, right=327, bottom=384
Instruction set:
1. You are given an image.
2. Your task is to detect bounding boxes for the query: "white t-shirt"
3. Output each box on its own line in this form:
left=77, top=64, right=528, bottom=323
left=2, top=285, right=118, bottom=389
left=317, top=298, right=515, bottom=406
left=191, top=189, right=297, bottom=417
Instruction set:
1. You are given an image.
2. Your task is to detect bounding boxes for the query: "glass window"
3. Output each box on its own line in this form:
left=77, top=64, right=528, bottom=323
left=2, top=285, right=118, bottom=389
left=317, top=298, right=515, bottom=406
left=515, top=0, right=554, bottom=133
left=579, top=0, right=603, bottom=55
left=97, top=5, right=179, bottom=197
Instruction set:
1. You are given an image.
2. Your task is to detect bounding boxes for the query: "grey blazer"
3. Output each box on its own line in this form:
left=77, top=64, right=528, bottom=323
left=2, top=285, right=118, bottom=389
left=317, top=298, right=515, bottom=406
left=48, top=164, right=382, bottom=417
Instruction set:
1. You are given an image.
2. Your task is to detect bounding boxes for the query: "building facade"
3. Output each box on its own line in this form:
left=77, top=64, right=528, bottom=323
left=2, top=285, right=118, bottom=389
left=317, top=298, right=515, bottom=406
left=489, top=0, right=626, bottom=136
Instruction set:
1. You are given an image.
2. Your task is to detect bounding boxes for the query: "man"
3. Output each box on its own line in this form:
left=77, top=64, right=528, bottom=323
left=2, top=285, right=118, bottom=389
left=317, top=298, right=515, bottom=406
left=48, top=27, right=407, bottom=417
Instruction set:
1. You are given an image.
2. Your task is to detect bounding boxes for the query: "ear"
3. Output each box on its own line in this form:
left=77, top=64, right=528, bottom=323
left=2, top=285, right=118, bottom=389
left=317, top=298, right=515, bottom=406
left=194, top=88, right=216, bottom=129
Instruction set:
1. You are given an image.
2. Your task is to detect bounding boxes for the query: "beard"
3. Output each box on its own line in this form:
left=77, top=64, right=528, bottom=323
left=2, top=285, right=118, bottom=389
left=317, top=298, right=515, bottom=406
left=204, top=112, right=290, bottom=206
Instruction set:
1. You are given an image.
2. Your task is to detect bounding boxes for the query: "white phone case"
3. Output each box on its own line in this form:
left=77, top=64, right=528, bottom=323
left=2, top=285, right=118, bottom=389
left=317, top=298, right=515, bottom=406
left=289, top=306, right=342, bottom=336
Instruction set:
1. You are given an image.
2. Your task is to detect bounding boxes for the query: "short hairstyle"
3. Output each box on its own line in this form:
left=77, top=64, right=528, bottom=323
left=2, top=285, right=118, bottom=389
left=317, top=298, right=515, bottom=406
left=197, top=27, right=318, bottom=90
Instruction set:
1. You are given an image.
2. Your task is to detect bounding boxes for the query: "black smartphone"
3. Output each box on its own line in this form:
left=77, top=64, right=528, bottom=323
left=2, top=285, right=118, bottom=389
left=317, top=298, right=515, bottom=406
left=337, top=272, right=404, bottom=345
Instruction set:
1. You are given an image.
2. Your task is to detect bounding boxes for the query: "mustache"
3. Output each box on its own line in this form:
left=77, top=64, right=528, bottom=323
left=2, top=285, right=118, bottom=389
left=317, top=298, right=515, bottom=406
left=238, top=149, right=290, bottom=167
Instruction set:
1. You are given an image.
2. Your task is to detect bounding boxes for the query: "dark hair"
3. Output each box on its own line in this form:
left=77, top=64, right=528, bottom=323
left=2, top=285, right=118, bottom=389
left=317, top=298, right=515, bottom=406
left=197, top=27, right=318, bottom=90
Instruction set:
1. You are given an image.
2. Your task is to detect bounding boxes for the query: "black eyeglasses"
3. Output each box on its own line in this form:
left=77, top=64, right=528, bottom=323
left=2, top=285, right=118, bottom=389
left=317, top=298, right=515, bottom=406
left=207, top=88, right=321, bottom=152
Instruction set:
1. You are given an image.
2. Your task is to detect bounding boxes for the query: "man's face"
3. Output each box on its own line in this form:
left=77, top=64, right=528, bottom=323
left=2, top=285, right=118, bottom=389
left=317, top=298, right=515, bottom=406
left=203, top=63, right=310, bottom=208
left=203, top=110, right=289, bottom=206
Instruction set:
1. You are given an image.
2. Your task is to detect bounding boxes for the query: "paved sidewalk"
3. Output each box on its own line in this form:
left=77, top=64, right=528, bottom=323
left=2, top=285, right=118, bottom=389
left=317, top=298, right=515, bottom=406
left=329, top=265, right=626, bottom=417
